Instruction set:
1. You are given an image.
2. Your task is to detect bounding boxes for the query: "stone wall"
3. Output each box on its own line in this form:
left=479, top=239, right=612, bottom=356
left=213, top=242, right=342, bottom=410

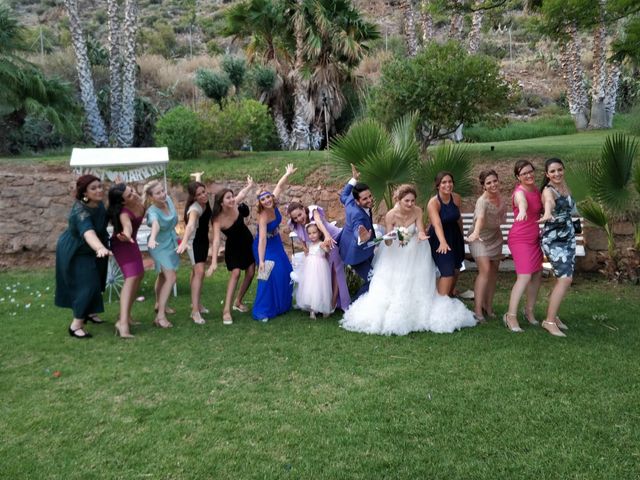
left=0, top=164, right=633, bottom=272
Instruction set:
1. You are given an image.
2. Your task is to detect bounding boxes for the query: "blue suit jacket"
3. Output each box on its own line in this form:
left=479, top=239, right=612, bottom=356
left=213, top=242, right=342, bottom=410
left=338, top=182, right=375, bottom=266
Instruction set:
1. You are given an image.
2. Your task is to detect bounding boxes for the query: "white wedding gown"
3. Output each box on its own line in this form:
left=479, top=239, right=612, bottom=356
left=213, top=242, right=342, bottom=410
left=340, top=224, right=476, bottom=335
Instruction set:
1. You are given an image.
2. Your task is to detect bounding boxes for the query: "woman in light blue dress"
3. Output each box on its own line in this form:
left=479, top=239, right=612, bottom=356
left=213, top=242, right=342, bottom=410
left=252, top=164, right=297, bottom=321
left=144, top=180, right=179, bottom=328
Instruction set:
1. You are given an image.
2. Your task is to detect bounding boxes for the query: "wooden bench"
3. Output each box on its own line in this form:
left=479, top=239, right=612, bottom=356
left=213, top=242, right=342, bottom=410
left=461, top=212, right=585, bottom=258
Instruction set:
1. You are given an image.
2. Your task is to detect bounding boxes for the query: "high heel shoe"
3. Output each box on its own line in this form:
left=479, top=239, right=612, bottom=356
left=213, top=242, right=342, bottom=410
left=521, top=308, right=539, bottom=326
left=503, top=313, right=524, bottom=333
left=481, top=308, right=496, bottom=319
left=114, top=322, right=135, bottom=339
left=68, top=326, right=92, bottom=339
left=85, top=314, right=104, bottom=324
left=542, top=320, right=566, bottom=337
left=191, top=312, right=206, bottom=325
left=232, top=304, right=249, bottom=313
left=153, top=317, right=173, bottom=329
left=555, top=316, right=568, bottom=330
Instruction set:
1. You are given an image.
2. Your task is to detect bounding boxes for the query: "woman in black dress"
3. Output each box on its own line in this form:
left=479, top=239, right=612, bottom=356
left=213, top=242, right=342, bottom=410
left=207, top=176, right=256, bottom=324
left=177, top=181, right=212, bottom=324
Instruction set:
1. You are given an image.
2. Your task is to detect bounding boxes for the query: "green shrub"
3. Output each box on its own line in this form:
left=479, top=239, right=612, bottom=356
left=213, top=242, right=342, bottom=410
left=200, top=99, right=278, bottom=152
left=627, top=104, right=640, bottom=136
left=221, top=55, right=246, bottom=95
left=155, top=106, right=205, bottom=159
left=464, top=115, right=576, bottom=143
left=195, top=69, right=231, bottom=109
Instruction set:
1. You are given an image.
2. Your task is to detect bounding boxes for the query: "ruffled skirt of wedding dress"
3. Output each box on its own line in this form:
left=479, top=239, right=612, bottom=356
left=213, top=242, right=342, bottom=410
left=340, top=237, right=476, bottom=335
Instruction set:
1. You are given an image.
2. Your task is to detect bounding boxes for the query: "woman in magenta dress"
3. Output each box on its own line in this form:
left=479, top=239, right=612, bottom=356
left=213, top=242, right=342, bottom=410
left=287, top=202, right=350, bottom=312
left=504, top=160, right=543, bottom=333
left=107, top=183, right=146, bottom=338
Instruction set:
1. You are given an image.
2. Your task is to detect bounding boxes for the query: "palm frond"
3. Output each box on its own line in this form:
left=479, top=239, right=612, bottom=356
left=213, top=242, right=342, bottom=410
left=591, top=133, right=638, bottom=212
left=634, top=161, right=640, bottom=196
left=329, top=117, right=388, bottom=176
left=565, top=161, right=596, bottom=203
left=414, top=144, right=473, bottom=199
left=577, top=198, right=608, bottom=228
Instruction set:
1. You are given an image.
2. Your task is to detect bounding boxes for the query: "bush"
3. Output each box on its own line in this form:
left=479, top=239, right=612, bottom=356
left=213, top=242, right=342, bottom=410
left=464, top=115, right=576, bottom=142
left=627, top=104, right=640, bottom=137
left=195, top=68, right=231, bottom=109
left=154, top=106, right=205, bottom=159
left=200, top=99, right=278, bottom=152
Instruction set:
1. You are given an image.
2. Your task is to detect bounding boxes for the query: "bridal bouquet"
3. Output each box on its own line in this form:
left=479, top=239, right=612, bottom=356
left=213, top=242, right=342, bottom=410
left=395, top=226, right=413, bottom=247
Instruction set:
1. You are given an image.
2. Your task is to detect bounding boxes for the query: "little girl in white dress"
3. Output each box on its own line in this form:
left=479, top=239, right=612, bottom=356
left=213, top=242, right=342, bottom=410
left=296, top=222, right=332, bottom=318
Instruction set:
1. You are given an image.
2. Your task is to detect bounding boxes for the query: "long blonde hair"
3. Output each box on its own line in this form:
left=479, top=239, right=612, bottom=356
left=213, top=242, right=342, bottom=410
left=142, top=180, right=162, bottom=208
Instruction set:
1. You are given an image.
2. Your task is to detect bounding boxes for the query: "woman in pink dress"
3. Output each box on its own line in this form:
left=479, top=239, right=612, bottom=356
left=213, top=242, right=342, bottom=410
left=504, top=160, right=543, bottom=333
left=107, top=183, right=146, bottom=338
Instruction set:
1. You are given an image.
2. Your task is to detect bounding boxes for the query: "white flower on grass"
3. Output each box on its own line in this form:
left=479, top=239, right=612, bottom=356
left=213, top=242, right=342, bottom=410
left=25, top=304, right=31, bottom=309
left=45, top=287, right=50, bottom=291
left=41, top=304, right=45, bottom=308
left=0, top=298, right=4, bottom=302
left=10, top=298, right=15, bottom=303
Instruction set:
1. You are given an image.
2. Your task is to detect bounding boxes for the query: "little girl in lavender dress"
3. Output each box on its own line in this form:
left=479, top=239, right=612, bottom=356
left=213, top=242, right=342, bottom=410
left=295, top=222, right=332, bottom=318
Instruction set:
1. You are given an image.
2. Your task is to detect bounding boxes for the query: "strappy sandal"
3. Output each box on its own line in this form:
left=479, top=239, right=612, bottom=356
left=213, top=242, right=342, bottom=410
left=542, top=320, right=566, bottom=337
left=68, top=326, right=92, bottom=339
left=191, top=312, right=206, bottom=325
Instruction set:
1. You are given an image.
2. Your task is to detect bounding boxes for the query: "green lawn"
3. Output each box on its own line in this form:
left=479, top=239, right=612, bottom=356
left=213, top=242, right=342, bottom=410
left=3, top=126, right=638, bottom=187
left=1, top=267, right=638, bottom=479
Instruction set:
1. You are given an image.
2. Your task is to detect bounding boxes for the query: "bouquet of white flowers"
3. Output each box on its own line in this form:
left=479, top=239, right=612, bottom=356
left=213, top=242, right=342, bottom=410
left=395, top=226, right=413, bottom=247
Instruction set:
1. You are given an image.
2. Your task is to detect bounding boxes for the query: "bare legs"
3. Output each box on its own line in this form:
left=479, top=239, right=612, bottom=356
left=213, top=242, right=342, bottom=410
left=436, top=269, right=459, bottom=297
left=154, top=269, right=176, bottom=328
left=189, top=263, right=206, bottom=323
left=222, top=264, right=256, bottom=322
left=473, top=257, right=500, bottom=320
left=506, top=270, right=541, bottom=331
left=116, top=274, right=142, bottom=337
left=542, top=276, right=572, bottom=336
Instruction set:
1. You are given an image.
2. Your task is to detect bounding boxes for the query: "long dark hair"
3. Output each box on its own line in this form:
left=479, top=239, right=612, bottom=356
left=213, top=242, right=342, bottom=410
left=541, top=158, right=564, bottom=190
left=434, top=171, right=454, bottom=191
left=107, top=183, right=127, bottom=234
left=183, top=181, right=207, bottom=224
left=212, top=188, right=233, bottom=220
left=286, top=201, right=309, bottom=224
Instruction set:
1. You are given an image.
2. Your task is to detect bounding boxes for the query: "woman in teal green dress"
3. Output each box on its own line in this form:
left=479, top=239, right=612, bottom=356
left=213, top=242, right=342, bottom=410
left=143, top=180, right=180, bottom=328
left=55, top=175, right=112, bottom=339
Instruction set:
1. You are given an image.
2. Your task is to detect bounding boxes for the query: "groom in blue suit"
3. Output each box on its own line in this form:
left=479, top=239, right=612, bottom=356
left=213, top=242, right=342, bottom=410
left=339, top=164, right=376, bottom=299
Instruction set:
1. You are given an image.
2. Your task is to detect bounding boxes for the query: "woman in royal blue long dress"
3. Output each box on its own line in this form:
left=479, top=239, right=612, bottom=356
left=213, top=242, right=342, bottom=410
left=252, top=164, right=297, bottom=322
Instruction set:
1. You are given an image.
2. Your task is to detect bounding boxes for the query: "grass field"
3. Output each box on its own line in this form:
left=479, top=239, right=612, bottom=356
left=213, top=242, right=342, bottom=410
left=1, top=266, right=638, bottom=479
left=3, top=120, right=638, bottom=187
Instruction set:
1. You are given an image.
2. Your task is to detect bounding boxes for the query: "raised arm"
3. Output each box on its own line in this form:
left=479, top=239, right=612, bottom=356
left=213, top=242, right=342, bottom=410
left=539, top=187, right=556, bottom=223
left=256, top=211, right=268, bottom=272
left=514, top=190, right=529, bottom=222
left=311, top=209, right=337, bottom=250
left=415, top=206, right=428, bottom=241
left=273, top=163, right=297, bottom=198
left=340, top=164, right=360, bottom=205
left=176, top=209, right=200, bottom=254
left=117, top=212, right=135, bottom=243
left=147, top=219, right=160, bottom=250
left=82, top=229, right=111, bottom=257
left=235, top=175, right=254, bottom=203
left=206, top=220, right=222, bottom=276
left=427, top=197, right=450, bottom=253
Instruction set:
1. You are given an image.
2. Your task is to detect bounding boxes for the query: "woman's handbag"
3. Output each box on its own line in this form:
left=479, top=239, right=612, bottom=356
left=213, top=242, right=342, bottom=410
left=572, top=219, right=582, bottom=234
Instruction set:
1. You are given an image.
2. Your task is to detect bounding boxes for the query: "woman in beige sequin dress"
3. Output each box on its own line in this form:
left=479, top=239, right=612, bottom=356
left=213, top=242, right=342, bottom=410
left=467, top=170, right=507, bottom=322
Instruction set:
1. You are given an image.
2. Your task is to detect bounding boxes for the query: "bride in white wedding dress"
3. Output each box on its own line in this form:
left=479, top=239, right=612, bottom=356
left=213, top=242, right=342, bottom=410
left=340, top=185, right=476, bottom=335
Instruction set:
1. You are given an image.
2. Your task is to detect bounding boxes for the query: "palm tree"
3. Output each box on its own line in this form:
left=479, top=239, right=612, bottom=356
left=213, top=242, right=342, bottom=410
left=0, top=4, right=77, bottom=149
left=567, top=134, right=640, bottom=257
left=63, top=0, right=109, bottom=146
left=301, top=0, right=379, bottom=149
left=330, top=114, right=419, bottom=209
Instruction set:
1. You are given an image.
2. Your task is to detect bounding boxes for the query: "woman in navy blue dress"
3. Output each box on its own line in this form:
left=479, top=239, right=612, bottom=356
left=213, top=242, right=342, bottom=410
left=252, top=164, right=297, bottom=321
left=427, top=171, right=465, bottom=297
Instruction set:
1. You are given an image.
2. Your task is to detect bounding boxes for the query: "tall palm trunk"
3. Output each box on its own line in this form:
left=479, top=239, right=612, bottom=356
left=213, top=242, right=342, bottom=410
left=272, top=104, right=290, bottom=150
left=290, top=0, right=312, bottom=150
left=468, top=0, right=484, bottom=55
left=117, top=0, right=138, bottom=147
left=588, top=0, right=609, bottom=129
left=449, top=0, right=465, bottom=41
left=107, top=0, right=122, bottom=145
left=64, top=0, right=108, bottom=146
left=420, top=0, right=434, bottom=44
left=402, top=0, right=419, bottom=56
left=560, top=24, right=589, bottom=130
left=604, top=60, right=621, bottom=128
